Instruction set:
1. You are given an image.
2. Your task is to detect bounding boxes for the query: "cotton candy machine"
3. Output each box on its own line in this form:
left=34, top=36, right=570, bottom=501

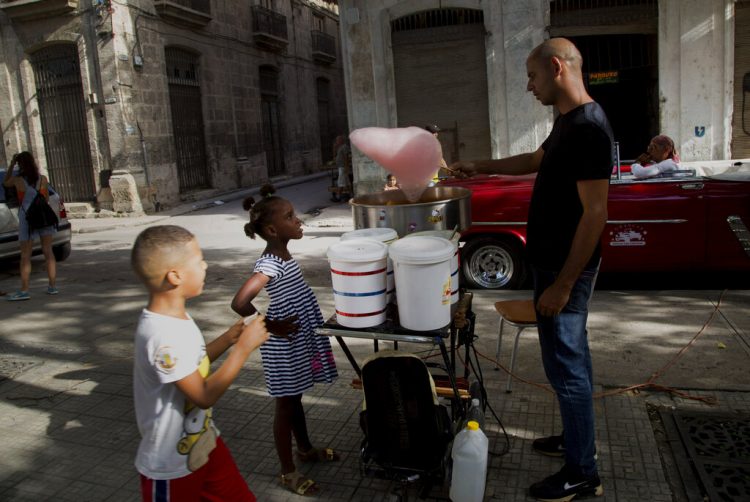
left=351, top=186, right=471, bottom=237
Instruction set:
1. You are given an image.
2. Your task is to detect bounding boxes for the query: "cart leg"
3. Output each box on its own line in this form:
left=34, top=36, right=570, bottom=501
left=336, top=336, right=361, bottom=377
left=438, top=340, right=464, bottom=421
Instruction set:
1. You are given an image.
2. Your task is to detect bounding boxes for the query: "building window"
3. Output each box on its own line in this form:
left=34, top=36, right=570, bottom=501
left=313, top=13, right=325, bottom=32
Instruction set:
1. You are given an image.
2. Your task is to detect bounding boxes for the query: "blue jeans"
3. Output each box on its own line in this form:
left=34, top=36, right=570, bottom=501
left=532, top=264, right=599, bottom=476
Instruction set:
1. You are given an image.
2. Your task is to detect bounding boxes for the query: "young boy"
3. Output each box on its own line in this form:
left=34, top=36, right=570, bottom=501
left=131, top=225, right=269, bottom=501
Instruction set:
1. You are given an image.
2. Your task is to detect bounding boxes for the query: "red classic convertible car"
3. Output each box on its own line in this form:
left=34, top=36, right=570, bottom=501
left=441, top=160, right=750, bottom=289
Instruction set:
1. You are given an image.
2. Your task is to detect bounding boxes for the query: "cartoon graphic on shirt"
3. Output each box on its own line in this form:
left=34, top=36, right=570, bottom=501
left=154, top=346, right=178, bottom=373
left=175, top=351, right=216, bottom=471
left=177, top=405, right=212, bottom=455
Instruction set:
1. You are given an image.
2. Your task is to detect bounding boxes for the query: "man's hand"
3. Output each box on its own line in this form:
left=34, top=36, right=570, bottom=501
left=265, top=315, right=299, bottom=339
left=448, top=161, right=477, bottom=179
left=536, top=281, right=571, bottom=317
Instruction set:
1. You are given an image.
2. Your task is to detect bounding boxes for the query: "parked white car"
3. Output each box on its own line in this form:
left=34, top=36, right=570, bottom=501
left=0, top=169, right=72, bottom=261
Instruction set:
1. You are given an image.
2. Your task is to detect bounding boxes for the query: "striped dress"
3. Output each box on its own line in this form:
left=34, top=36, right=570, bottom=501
left=254, top=254, right=338, bottom=397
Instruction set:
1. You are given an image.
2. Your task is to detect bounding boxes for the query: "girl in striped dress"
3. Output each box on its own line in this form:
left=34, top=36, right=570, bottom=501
left=231, top=185, right=338, bottom=496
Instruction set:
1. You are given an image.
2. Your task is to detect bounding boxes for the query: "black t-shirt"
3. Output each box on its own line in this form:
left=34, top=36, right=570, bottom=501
left=526, top=102, right=614, bottom=271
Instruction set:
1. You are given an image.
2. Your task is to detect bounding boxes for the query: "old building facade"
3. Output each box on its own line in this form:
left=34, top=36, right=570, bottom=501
left=338, top=0, right=750, bottom=194
left=0, top=0, right=347, bottom=212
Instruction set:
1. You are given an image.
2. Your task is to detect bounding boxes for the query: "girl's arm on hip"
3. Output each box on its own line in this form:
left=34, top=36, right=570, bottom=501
left=231, top=271, right=270, bottom=316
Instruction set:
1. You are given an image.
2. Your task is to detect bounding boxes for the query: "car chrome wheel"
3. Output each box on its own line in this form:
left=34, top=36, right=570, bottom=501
left=461, top=238, right=524, bottom=289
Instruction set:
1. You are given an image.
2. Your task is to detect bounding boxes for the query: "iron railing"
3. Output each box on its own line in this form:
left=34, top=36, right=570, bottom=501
left=550, top=0, right=657, bottom=27
left=31, top=44, right=96, bottom=202
left=391, top=8, right=483, bottom=32
left=311, top=30, right=336, bottom=59
left=156, top=0, right=210, bottom=15
left=252, top=5, right=288, bottom=41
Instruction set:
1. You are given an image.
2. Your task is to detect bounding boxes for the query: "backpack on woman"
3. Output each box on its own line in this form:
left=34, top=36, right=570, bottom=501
left=24, top=180, right=58, bottom=231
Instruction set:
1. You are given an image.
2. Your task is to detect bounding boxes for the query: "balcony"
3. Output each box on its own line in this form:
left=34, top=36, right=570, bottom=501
left=0, top=0, right=78, bottom=21
left=252, top=5, right=288, bottom=52
left=311, top=30, right=336, bottom=64
left=154, top=0, right=211, bottom=28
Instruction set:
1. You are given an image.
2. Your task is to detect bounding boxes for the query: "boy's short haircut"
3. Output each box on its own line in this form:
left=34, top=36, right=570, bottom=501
left=131, top=225, right=196, bottom=289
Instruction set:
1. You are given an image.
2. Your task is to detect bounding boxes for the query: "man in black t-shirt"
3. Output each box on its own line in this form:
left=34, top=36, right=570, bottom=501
left=452, top=38, right=612, bottom=501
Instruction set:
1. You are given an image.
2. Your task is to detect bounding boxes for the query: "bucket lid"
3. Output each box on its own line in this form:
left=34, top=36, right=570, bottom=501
left=341, top=228, right=398, bottom=243
left=388, top=236, right=455, bottom=264
left=327, top=238, right=388, bottom=262
left=403, top=229, right=459, bottom=245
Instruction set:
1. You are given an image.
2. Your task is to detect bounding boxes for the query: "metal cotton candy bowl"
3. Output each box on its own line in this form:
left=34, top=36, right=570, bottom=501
left=350, top=186, right=471, bottom=237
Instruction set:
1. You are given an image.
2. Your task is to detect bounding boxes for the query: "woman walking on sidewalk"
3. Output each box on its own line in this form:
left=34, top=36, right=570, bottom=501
left=3, top=151, right=58, bottom=300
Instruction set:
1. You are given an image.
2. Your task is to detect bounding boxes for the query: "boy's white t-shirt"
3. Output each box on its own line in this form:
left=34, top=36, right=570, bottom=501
left=133, top=309, right=219, bottom=480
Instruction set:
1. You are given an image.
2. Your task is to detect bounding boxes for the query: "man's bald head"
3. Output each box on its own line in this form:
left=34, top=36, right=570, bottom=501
left=526, top=37, right=590, bottom=111
left=529, top=38, right=583, bottom=73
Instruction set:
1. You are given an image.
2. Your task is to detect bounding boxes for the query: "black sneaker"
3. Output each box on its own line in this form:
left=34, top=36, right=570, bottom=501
left=533, top=434, right=566, bottom=457
left=529, top=464, right=603, bottom=501
left=533, top=434, right=599, bottom=460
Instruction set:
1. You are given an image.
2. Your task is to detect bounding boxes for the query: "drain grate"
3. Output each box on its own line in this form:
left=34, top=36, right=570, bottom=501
left=661, top=409, right=750, bottom=502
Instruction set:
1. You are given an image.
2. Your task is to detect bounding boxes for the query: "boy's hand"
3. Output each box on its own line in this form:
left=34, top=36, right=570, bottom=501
left=266, top=315, right=299, bottom=339
left=238, top=315, right=269, bottom=352
left=224, top=318, right=246, bottom=345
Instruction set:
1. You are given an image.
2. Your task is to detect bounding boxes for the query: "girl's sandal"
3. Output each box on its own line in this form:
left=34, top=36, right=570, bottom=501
left=280, top=471, right=319, bottom=496
left=297, top=447, right=340, bottom=463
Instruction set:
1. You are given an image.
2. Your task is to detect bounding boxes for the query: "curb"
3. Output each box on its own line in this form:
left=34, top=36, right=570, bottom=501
left=70, top=171, right=330, bottom=234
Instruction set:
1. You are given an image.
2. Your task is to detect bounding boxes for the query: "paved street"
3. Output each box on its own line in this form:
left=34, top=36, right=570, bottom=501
left=1, top=176, right=749, bottom=501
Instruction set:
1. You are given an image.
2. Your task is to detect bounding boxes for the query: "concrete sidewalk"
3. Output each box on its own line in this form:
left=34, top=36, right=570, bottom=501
left=1, top=180, right=749, bottom=501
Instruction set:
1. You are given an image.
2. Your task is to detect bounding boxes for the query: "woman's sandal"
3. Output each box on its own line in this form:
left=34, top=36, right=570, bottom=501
left=280, top=471, right=319, bottom=496
left=296, top=447, right=340, bottom=463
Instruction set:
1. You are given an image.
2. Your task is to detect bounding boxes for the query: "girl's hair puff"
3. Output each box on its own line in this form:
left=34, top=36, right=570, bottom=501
left=243, top=184, right=281, bottom=239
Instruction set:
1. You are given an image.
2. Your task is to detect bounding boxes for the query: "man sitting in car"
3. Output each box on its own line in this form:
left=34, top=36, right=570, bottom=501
left=630, top=135, right=680, bottom=179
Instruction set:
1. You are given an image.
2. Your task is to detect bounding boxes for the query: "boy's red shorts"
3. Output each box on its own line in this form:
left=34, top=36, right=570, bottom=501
left=140, top=437, right=255, bottom=502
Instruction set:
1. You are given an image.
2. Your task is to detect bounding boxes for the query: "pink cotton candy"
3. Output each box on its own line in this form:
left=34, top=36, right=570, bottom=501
left=350, top=127, right=442, bottom=202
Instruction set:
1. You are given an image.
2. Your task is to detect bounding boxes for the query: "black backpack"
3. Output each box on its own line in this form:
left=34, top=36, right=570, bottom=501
left=24, top=180, right=59, bottom=231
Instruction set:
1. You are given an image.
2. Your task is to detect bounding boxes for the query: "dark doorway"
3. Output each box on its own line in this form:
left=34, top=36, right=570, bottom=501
left=165, top=47, right=209, bottom=191
left=391, top=8, right=491, bottom=162
left=568, top=34, right=659, bottom=161
left=31, top=44, right=96, bottom=202
left=259, top=66, right=285, bottom=177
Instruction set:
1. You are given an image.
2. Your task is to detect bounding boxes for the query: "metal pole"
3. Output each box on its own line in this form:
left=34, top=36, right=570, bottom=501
left=615, top=141, right=621, bottom=181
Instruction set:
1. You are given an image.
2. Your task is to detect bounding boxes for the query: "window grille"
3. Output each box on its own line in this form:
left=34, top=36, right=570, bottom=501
left=391, top=8, right=484, bottom=32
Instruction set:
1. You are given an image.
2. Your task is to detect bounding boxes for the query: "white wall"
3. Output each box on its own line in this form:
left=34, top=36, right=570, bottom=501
left=659, top=0, right=734, bottom=161
left=340, top=0, right=738, bottom=194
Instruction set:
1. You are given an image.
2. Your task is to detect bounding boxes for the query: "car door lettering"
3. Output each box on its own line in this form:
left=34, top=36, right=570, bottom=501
left=609, top=224, right=647, bottom=247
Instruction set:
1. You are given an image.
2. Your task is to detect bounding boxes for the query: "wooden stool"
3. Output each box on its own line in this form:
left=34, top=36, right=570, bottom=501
left=494, top=299, right=538, bottom=393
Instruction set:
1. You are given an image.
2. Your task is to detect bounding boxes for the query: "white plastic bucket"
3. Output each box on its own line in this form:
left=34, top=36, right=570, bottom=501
left=327, top=239, right=388, bottom=328
left=341, top=228, right=398, bottom=303
left=403, top=230, right=459, bottom=305
left=388, top=236, right=454, bottom=331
